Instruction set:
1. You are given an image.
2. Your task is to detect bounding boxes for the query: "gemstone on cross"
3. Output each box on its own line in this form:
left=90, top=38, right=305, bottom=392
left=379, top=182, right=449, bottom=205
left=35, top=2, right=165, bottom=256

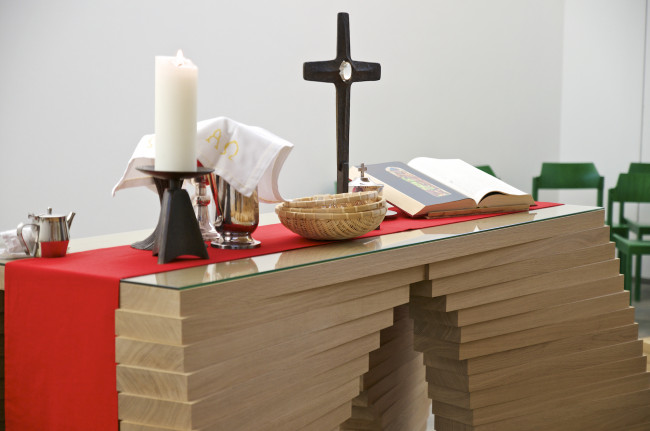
left=339, top=61, right=352, bottom=82
left=303, top=12, right=381, bottom=194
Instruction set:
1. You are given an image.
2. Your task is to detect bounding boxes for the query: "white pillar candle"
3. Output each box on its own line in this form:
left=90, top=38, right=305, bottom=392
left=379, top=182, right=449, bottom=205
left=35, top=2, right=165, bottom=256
left=154, top=50, right=198, bottom=172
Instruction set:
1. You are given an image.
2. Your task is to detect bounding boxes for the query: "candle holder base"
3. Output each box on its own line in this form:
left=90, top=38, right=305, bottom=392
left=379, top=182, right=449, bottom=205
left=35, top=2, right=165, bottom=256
left=131, top=178, right=169, bottom=251
left=137, top=166, right=213, bottom=264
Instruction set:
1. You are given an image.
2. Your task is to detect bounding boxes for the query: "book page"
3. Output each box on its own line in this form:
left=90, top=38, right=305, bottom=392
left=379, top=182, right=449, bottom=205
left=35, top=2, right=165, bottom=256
left=407, top=157, right=532, bottom=206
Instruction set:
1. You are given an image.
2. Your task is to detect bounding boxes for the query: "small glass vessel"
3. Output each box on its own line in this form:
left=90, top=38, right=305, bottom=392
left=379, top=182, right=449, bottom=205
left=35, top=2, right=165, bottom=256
left=349, top=163, right=384, bottom=195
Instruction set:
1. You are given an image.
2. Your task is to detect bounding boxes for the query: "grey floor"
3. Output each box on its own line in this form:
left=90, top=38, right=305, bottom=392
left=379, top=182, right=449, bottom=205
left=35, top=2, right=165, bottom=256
left=635, top=282, right=650, bottom=338
left=425, top=283, right=650, bottom=431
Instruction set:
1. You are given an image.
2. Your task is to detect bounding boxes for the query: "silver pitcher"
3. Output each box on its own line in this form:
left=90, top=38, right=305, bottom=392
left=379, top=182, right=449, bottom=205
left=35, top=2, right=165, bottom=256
left=210, top=175, right=261, bottom=249
left=17, top=207, right=75, bottom=257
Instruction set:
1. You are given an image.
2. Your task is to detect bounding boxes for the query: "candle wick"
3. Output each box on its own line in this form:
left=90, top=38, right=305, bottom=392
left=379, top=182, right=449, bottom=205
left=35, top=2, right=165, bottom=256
left=174, top=49, right=185, bottom=67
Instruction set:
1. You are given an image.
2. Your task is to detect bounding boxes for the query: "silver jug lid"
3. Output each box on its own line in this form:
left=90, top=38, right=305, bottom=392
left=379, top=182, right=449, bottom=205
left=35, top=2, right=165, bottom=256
left=31, top=207, right=66, bottom=219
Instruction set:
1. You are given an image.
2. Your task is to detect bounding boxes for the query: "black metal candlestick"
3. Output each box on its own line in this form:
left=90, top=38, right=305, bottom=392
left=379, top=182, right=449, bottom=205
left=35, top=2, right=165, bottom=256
left=303, top=12, right=381, bottom=194
left=137, top=166, right=212, bottom=264
left=131, top=177, right=168, bottom=250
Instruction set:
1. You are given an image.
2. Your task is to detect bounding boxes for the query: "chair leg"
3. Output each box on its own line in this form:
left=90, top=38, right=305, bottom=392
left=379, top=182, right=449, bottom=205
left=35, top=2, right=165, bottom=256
left=634, top=254, right=642, bottom=302
left=620, top=251, right=632, bottom=304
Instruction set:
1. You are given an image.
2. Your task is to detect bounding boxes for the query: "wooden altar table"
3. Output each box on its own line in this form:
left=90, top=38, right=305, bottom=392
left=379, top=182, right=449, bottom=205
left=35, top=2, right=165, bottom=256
left=2, top=205, right=649, bottom=430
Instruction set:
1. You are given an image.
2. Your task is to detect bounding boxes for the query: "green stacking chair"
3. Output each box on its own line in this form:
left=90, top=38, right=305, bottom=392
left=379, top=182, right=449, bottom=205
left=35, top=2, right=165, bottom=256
left=532, top=162, right=604, bottom=206
left=614, top=162, right=650, bottom=296
left=606, top=163, right=650, bottom=240
left=475, top=165, right=498, bottom=177
left=607, top=162, right=650, bottom=241
left=628, top=162, right=650, bottom=174
left=622, top=163, right=650, bottom=239
left=608, top=173, right=650, bottom=302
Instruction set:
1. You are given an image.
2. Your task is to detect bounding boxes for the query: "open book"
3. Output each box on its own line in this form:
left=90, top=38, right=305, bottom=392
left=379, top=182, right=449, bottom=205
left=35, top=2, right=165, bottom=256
left=353, top=158, right=535, bottom=218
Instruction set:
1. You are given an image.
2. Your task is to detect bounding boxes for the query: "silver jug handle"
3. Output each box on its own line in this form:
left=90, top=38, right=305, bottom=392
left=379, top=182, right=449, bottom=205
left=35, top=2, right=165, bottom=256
left=17, top=223, right=38, bottom=256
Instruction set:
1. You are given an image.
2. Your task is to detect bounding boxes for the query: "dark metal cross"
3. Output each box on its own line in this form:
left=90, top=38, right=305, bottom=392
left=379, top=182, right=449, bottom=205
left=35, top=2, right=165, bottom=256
left=303, top=12, right=381, bottom=194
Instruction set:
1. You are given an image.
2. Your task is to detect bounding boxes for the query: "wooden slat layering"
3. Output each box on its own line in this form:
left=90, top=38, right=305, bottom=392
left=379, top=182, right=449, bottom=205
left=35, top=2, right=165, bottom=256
left=340, top=305, right=430, bottom=431
left=410, top=221, right=650, bottom=430
left=117, top=267, right=424, bottom=430
left=115, top=209, right=650, bottom=430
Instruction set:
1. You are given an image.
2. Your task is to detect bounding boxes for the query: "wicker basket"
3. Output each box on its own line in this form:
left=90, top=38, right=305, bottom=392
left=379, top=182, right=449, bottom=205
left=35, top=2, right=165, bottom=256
left=277, top=204, right=387, bottom=240
left=276, top=198, right=386, bottom=214
left=283, top=190, right=380, bottom=209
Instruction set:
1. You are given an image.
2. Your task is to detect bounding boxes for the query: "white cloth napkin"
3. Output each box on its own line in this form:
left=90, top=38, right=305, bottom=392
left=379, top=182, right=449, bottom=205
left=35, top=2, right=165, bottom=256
left=112, top=117, right=294, bottom=202
left=0, top=228, right=33, bottom=259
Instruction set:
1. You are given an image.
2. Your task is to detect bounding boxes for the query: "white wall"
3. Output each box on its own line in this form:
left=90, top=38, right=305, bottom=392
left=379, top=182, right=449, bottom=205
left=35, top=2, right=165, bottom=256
left=557, top=0, right=647, bottom=207
left=0, top=0, right=573, bottom=239
left=644, top=3, right=650, bottom=161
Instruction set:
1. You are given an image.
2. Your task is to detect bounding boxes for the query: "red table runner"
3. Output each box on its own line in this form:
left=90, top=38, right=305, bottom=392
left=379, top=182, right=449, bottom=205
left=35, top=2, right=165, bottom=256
left=4, top=203, right=560, bottom=430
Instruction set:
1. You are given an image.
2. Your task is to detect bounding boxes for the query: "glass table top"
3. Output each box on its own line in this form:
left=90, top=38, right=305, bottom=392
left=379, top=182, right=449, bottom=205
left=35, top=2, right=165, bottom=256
left=120, top=205, right=600, bottom=290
